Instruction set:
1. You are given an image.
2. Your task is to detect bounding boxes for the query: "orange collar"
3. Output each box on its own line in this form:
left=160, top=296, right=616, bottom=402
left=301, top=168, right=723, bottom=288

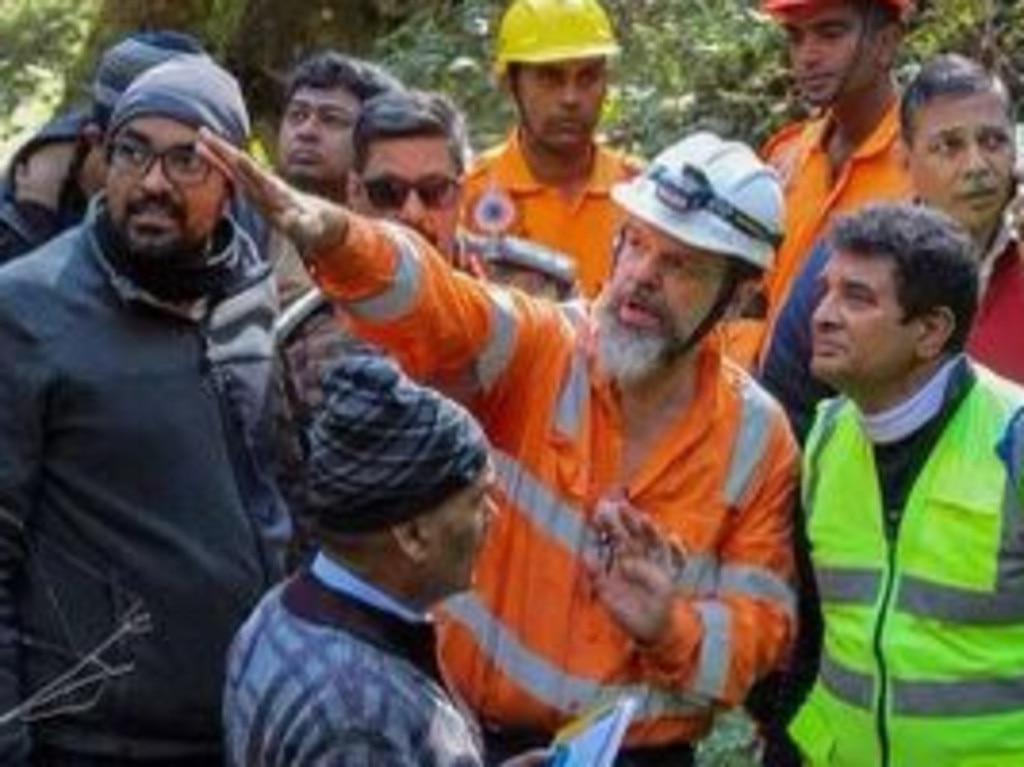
left=802, top=99, right=902, bottom=163
left=486, top=129, right=624, bottom=196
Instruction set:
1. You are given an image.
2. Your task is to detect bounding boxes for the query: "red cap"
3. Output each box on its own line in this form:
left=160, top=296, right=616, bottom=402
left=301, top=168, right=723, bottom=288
left=762, top=0, right=912, bottom=17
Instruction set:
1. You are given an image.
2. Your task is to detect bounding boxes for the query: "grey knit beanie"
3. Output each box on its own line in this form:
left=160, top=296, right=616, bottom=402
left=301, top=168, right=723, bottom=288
left=108, top=56, right=250, bottom=146
left=91, top=30, right=209, bottom=128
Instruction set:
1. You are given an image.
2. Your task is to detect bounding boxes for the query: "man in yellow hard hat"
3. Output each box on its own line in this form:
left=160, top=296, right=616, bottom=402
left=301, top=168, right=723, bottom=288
left=461, top=0, right=641, bottom=298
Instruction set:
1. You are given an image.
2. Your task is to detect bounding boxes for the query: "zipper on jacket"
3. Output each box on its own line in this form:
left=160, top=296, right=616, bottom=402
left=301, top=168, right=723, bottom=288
left=197, top=323, right=275, bottom=588
left=872, top=508, right=901, bottom=767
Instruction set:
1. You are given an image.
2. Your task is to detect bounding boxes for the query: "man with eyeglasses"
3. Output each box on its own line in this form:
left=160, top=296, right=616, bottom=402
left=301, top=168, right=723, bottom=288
left=0, top=56, right=287, bottom=766
left=0, top=31, right=209, bottom=266
left=203, top=127, right=798, bottom=766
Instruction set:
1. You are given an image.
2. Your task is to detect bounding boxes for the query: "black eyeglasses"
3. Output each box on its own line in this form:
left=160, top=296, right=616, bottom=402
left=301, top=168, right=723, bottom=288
left=108, top=137, right=212, bottom=187
left=651, top=164, right=782, bottom=248
left=361, top=174, right=460, bottom=211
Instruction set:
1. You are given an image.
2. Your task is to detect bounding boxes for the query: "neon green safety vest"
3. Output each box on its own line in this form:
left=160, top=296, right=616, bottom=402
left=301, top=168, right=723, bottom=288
left=791, top=366, right=1024, bottom=767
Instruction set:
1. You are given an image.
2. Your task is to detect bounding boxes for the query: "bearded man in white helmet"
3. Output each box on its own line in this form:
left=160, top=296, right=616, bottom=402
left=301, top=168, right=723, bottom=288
left=201, top=128, right=798, bottom=766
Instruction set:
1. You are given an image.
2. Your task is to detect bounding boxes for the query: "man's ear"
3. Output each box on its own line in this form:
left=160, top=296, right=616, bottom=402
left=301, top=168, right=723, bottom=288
left=390, top=517, right=431, bottom=564
left=873, top=22, right=903, bottom=72
left=915, top=306, right=956, bottom=360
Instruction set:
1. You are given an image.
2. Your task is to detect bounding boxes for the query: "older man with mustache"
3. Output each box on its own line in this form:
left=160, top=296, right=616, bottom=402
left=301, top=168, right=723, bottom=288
left=202, top=127, right=798, bottom=766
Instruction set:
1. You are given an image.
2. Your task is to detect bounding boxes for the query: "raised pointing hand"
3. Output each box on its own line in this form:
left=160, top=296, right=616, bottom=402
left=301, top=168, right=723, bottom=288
left=197, top=127, right=349, bottom=257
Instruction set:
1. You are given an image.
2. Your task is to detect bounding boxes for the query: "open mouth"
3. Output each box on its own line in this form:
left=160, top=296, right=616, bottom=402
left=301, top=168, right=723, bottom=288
left=617, top=297, right=664, bottom=331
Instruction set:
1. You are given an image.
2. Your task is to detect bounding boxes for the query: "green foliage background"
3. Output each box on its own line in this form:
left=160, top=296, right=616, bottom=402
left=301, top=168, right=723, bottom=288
left=2, top=0, right=1022, bottom=160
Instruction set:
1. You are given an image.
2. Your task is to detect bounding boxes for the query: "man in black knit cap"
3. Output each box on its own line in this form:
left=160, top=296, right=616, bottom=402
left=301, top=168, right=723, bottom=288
left=225, top=353, right=546, bottom=767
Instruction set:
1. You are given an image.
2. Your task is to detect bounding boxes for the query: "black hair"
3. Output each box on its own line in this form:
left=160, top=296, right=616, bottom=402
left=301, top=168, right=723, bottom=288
left=284, top=51, right=402, bottom=105
left=828, top=203, right=979, bottom=353
left=899, top=54, right=1011, bottom=144
left=351, top=89, right=470, bottom=175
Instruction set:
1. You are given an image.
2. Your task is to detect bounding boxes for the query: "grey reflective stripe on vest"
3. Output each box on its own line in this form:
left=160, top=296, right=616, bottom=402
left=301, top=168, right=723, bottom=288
left=894, top=675, right=1024, bottom=717
left=552, top=302, right=590, bottom=440
left=444, top=592, right=711, bottom=720
left=691, top=602, right=731, bottom=699
left=821, top=648, right=1024, bottom=716
left=816, top=567, right=880, bottom=605
left=819, top=650, right=874, bottom=710
left=492, top=450, right=595, bottom=556
left=476, top=288, right=517, bottom=391
left=493, top=449, right=793, bottom=611
left=724, top=375, right=777, bottom=509
left=720, top=565, right=797, bottom=620
left=552, top=350, right=589, bottom=440
left=897, top=575, right=1024, bottom=625
left=345, top=228, right=420, bottom=322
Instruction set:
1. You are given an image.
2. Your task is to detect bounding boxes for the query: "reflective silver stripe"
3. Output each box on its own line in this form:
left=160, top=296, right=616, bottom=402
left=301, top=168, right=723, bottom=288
left=719, top=565, right=797, bottom=619
left=816, top=567, right=880, bottom=606
left=558, top=299, right=588, bottom=330
left=821, top=649, right=1024, bottom=717
left=897, top=575, right=1024, bottom=625
left=494, top=451, right=790, bottom=613
left=675, top=554, right=719, bottom=596
left=819, top=651, right=874, bottom=709
left=894, top=675, right=1024, bottom=717
left=492, top=450, right=592, bottom=555
left=445, top=592, right=710, bottom=720
left=274, top=287, right=327, bottom=343
left=477, top=288, right=517, bottom=390
left=553, top=350, right=589, bottom=440
left=345, top=227, right=421, bottom=321
left=691, top=602, right=731, bottom=698
left=724, top=375, right=775, bottom=509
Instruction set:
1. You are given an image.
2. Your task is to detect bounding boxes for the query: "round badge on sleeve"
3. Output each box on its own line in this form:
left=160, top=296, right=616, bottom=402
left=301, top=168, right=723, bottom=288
left=473, top=186, right=517, bottom=236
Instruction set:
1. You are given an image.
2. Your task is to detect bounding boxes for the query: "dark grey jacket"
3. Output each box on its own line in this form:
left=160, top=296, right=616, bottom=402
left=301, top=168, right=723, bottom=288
left=0, top=204, right=288, bottom=763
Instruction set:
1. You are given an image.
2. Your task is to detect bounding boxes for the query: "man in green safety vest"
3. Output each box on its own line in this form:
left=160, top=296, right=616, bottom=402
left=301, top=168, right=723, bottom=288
left=790, top=201, right=1024, bottom=766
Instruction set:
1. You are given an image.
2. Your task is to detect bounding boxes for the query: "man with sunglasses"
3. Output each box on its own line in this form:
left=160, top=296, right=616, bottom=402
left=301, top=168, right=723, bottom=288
left=277, top=88, right=579, bottom=566
left=726, top=0, right=913, bottom=367
left=203, top=127, right=798, bottom=766
left=349, top=89, right=578, bottom=299
left=0, top=56, right=287, bottom=766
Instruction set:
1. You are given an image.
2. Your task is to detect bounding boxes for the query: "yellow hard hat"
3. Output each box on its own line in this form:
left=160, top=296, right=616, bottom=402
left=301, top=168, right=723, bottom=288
left=494, top=0, right=620, bottom=75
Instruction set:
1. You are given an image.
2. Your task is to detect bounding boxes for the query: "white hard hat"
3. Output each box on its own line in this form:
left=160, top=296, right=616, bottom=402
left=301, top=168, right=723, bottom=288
left=611, top=132, right=784, bottom=270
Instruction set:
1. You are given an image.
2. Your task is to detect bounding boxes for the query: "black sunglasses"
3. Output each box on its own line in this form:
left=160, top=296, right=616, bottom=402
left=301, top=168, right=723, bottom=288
left=651, top=164, right=782, bottom=248
left=361, top=174, right=460, bottom=211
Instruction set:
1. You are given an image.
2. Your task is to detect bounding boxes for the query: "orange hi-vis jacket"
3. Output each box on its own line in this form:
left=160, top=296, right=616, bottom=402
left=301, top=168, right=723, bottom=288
left=309, top=215, right=799, bottom=747
left=462, top=130, right=641, bottom=299
left=762, top=100, right=912, bottom=317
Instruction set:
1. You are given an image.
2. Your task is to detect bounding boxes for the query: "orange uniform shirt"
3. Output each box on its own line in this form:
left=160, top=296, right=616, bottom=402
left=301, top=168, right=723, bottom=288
left=310, top=215, right=798, bottom=747
left=462, top=131, right=641, bottom=298
left=763, top=100, right=912, bottom=313
left=720, top=101, right=914, bottom=370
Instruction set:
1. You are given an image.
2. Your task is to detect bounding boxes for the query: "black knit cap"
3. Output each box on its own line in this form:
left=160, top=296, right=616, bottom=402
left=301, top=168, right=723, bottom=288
left=308, top=353, right=490, bottom=534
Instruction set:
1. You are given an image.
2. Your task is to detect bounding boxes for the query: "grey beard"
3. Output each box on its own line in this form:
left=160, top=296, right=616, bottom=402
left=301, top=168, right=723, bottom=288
left=596, top=299, right=675, bottom=384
